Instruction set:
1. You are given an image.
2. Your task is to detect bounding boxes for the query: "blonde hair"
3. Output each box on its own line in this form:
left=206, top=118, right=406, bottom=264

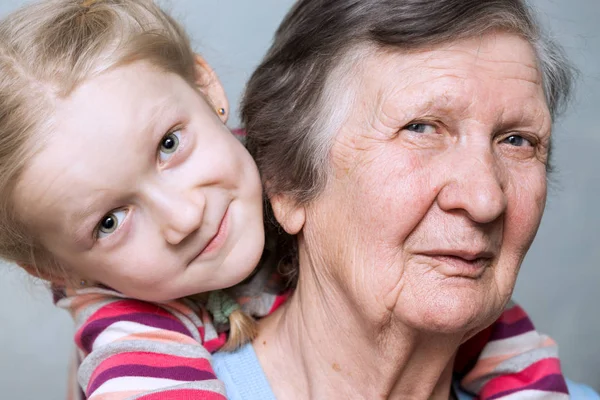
left=0, top=0, right=255, bottom=349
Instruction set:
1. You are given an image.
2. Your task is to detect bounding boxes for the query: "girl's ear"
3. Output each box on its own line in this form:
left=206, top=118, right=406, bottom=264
left=17, top=262, right=67, bottom=285
left=270, top=194, right=306, bottom=235
left=193, top=54, right=229, bottom=123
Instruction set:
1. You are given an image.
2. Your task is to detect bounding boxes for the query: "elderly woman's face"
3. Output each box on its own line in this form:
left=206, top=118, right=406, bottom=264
left=298, top=32, right=551, bottom=334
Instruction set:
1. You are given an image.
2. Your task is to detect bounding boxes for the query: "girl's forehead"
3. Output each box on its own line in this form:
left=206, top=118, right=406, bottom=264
left=14, top=64, right=186, bottom=229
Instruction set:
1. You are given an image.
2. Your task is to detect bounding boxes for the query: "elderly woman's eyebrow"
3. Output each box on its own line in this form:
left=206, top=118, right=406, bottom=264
left=378, top=93, right=550, bottom=138
left=380, top=87, right=468, bottom=122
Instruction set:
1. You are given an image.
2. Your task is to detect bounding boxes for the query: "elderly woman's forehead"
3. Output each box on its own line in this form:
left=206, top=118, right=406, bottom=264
left=340, top=33, right=551, bottom=131
left=367, top=33, right=541, bottom=83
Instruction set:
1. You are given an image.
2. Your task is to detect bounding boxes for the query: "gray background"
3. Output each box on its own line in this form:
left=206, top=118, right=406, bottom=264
left=0, top=0, right=598, bottom=398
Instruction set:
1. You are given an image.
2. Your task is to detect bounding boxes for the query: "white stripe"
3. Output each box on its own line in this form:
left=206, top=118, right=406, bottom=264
left=496, top=389, right=570, bottom=399
left=92, top=376, right=183, bottom=395
left=92, top=376, right=224, bottom=396
left=479, top=331, right=549, bottom=359
left=93, top=321, right=159, bottom=349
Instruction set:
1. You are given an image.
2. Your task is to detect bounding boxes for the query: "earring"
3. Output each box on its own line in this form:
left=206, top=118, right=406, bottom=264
left=80, top=279, right=87, bottom=287
left=217, top=108, right=226, bottom=116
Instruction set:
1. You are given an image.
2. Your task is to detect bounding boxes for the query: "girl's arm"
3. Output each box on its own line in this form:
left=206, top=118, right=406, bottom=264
left=457, top=301, right=570, bottom=399
left=57, top=288, right=227, bottom=400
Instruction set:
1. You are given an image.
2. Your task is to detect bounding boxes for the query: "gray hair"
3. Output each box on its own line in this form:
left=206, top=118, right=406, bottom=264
left=242, top=0, right=574, bottom=206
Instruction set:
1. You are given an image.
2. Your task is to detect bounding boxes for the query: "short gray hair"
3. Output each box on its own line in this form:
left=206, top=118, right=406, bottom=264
left=242, top=0, right=574, bottom=205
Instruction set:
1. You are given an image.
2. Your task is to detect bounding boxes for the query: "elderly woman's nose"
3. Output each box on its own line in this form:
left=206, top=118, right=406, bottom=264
left=436, top=152, right=508, bottom=224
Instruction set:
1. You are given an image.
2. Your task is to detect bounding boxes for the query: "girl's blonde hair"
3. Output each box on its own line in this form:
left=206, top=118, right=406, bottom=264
left=0, top=0, right=255, bottom=349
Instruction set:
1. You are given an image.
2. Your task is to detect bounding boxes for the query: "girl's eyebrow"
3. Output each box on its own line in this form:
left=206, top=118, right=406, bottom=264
left=68, top=190, right=112, bottom=247
left=144, top=96, right=181, bottom=135
left=140, top=97, right=186, bottom=160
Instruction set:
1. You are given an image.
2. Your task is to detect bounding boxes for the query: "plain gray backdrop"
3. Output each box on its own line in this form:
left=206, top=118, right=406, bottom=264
left=0, top=0, right=598, bottom=398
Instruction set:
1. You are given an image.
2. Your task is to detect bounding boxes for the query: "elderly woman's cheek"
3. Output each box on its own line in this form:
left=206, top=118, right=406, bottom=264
left=358, top=158, right=440, bottom=298
left=490, top=161, right=546, bottom=301
left=505, top=170, right=547, bottom=250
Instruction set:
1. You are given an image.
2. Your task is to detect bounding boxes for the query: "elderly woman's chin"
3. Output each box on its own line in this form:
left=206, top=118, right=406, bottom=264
left=393, top=264, right=516, bottom=337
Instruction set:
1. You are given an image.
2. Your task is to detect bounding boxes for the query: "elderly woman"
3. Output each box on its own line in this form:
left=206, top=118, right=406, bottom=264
left=212, top=0, right=598, bottom=399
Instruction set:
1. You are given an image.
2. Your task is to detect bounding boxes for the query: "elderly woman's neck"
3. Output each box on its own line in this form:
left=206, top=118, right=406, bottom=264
left=254, top=277, right=465, bottom=400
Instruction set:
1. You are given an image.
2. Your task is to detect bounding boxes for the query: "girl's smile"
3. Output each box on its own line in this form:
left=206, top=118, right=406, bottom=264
left=14, top=60, right=265, bottom=302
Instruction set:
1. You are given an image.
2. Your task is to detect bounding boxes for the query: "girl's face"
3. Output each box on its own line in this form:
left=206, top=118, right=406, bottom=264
left=14, top=61, right=264, bottom=302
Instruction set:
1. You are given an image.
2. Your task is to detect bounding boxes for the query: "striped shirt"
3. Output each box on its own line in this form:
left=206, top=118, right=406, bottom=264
left=56, top=284, right=569, bottom=400
left=56, top=273, right=290, bottom=400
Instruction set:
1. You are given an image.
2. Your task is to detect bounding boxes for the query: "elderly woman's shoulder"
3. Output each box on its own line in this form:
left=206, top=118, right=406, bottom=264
left=567, top=379, right=600, bottom=399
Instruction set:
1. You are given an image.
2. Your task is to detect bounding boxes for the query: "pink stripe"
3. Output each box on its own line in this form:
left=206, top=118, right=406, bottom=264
left=203, top=332, right=227, bottom=353
left=231, top=128, right=246, bottom=137
left=487, top=374, right=569, bottom=399
left=88, top=365, right=216, bottom=395
left=480, top=358, right=564, bottom=398
left=137, top=390, right=226, bottom=400
left=90, top=352, right=213, bottom=385
left=498, top=305, right=528, bottom=324
left=269, top=292, right=291, bottom=314
left=84, top=300, right=181, bottom=321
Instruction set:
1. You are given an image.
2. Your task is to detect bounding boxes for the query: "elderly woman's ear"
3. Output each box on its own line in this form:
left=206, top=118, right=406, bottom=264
left=270, top=194, right=305, bottom=235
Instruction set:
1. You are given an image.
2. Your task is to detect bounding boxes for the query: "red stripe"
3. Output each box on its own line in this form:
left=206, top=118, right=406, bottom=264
left=269, top=291, right=292, bottom=314
left=203, top=333, right=227, bottom=353
left=84, top=300, right=181, bottom=322
left=497, top=304, right=527, bottom=324
left=479, top=357, right=563, bottom=398
left=90, top=352, right=213, bottom=385
left=136, top=389, right=226, bottom=400
left=231, top=128, right=246, bottom=137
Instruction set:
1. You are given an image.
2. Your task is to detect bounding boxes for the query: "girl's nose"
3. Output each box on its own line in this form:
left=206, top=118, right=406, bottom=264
left=147, top=186, right=206, bottom=245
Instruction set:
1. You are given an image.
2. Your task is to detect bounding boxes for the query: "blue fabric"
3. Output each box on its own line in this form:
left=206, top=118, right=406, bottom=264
left=567, top=379, right=600, bottom=399
left=214, top=343, right=599, bottom=400
left=212, top=343, right=276, bottom=400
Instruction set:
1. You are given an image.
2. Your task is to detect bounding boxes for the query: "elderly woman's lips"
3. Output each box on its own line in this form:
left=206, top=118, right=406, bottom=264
left=423, top=253, right=493, bottom=279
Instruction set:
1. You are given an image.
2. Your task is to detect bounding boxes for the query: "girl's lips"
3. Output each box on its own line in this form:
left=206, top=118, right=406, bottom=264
left=193, top=206, right=230, bottom=261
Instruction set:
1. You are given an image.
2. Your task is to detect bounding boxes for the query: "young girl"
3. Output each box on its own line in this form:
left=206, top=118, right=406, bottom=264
left=0, top=0, right=569, bottom=399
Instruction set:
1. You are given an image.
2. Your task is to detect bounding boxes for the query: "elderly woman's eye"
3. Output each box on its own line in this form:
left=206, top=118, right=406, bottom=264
left=405, top=123, right=436, bottom=134
left=158, top=130, right=181, bottom=162
left=96, top=209, right=128, bottom=239
left=502, top=134, right=533, bottom=147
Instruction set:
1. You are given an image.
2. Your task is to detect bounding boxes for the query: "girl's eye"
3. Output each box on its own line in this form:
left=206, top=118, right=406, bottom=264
left=405, top=123, right=437, bottom=134
left=96, top=209, right=127, bottom=239
left=502, top=134, right=533, bottom=147
left=159, top=130, right=181, bottom=162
